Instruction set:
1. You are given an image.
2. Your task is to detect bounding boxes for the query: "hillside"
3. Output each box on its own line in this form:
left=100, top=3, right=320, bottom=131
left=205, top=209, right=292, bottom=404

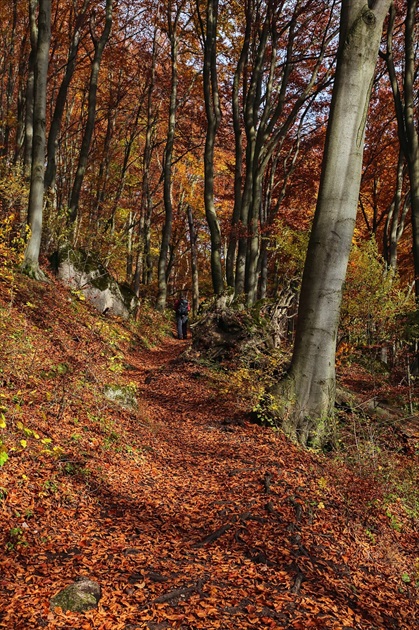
left=0, top=268, right=418, bottom=629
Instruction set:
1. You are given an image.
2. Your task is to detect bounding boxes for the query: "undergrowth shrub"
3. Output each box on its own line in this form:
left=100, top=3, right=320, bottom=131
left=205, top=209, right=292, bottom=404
left=339, top=238, right=415, bottom=369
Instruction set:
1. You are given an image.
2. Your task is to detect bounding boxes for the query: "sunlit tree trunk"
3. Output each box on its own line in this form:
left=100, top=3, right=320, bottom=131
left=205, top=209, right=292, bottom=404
left=271, top=0, right=392, bottom=447
left=226, top=1, right=251, bottom=288
left=383, top=0, right=419, bottom=294
left=197, top=0, right=223, bottom=295
left=383, top=148, right=409, bottom=272
left=132, top=24, right=158, bottom=292
left=22, top=0, right=51, bottom=280
left=156, top=3, right=181, bottom=311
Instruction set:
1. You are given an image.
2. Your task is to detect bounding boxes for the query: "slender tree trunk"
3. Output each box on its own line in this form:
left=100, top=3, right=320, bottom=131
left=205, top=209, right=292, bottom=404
left=0, top=0, right=18, bottom=161
left=383, top=149, right=408, bottom=272
left=383, top=0, right=419, bottom=295
left=187, top=203, right=199, bottom=316
left=68, top=0, right=113, bottom=223
left=271, top=0, right=392, bottom=447
left=156, top=4, right=180, bottom=311
left=404, top=0, right=419, bottom=297
left=22, top=0, right=51, bottom=279
left=15, top=36, right=30, bottom=165
left=23, top=0, right=38, bottom=178
left=134, top=42, right=158, bottom=290
left=198, top=0, right=223, bottom=295
left=226, top=2, right=251, bottom=288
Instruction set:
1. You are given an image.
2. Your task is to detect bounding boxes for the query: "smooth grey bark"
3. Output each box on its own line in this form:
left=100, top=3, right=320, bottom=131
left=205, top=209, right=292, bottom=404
left=22, top=0, right=51, bottom=280
left=134, top=24, right=158, bottom=292
left=197, top=0, right=224, bottom=295
left=271, top=0, right=392, bottom=447
left=68, top=0, right=113, bottom=223
left=226, top=0, right=251, bottom=288
left=383, top=148, right=409, bottom=272
left=156, top=3, right=181, bottom=312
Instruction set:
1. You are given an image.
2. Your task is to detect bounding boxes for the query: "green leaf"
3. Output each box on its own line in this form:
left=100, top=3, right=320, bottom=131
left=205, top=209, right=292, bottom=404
left=0, top=451, right=8, bottom=466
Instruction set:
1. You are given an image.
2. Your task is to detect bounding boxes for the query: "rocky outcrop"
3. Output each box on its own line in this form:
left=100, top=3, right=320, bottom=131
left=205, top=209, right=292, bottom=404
left=51, top=247, right=138, bottom=319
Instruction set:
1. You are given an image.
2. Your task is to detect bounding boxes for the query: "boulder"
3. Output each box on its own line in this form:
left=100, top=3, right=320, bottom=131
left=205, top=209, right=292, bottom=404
left=51, top=247, right=138, bottom=319
left=50, top=578, right=101, bottom=613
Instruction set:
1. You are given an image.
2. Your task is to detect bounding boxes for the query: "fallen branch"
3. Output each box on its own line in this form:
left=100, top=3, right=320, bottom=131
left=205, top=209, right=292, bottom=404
left=153, top=586, right=196, bottom=604
left=192, top=522, right=232, bottom=548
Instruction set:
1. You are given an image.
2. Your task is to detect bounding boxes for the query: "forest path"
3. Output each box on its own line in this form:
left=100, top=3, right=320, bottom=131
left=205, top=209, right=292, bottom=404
left=101, top=333, right=297, bottom=628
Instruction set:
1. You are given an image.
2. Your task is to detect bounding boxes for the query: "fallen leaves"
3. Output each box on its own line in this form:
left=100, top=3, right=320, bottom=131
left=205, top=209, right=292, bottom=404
left=0, top=275, right=418, bottom=629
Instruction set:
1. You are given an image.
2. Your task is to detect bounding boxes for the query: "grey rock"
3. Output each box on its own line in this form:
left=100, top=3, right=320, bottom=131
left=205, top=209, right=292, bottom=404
left=104, top=384, right=138, bottom=409
left=50, top=578, right=101, bottom=613
left=51, top=247, right=138, bottom=319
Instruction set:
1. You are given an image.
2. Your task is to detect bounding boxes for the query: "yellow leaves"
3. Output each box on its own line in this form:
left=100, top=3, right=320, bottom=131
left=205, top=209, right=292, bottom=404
left=20, top=439, right=27, bottom=448
left=318, top=476, right=328, bottom=489
left=0, top=414, right=6, bottom=429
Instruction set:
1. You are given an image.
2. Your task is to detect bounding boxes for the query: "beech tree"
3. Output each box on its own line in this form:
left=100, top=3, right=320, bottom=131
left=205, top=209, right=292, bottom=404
left=22, top=0, right=51, bottom=280
left=270, top=0, right=393, bottom=446
left=382, top=0, right=419, bottom=293
left=157, top=0, right=183, bottom=311
left=196, top=0, right=224, bottom=295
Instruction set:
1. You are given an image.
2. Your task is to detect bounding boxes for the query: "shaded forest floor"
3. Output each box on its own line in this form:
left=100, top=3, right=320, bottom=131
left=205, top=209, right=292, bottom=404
left=0, top=270, right=419, bottom=629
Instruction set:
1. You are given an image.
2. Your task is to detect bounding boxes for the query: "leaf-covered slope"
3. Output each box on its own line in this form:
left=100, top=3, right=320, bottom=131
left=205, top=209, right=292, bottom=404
left=0, top=272, right=418, bottom=629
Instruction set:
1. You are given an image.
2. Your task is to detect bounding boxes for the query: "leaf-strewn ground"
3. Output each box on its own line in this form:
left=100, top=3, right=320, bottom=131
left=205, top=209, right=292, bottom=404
left=0, top=272, right=418, bottom=629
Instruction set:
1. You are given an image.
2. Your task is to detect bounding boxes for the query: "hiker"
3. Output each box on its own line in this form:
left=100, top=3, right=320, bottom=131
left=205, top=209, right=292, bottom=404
left=174, top=294, right=190, bottom=340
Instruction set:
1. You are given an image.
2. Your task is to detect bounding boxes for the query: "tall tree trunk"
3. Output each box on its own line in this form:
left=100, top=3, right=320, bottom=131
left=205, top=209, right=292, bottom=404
left=22, top=0, right=51, bottom=280
left=383, top=0, right=419, bottom=295
left=198, top=0, right=223, bottom=295
left=156, top=3, right=180, bottom=311
left=226, top=1, right=251, bottom=288
left=135, top=25, right=158, bottom=292
left=403, top=0, right=419, bottom=297
left=68, top=0, right=113, bottom=223
left=271, top=0, right=392, bottom=447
